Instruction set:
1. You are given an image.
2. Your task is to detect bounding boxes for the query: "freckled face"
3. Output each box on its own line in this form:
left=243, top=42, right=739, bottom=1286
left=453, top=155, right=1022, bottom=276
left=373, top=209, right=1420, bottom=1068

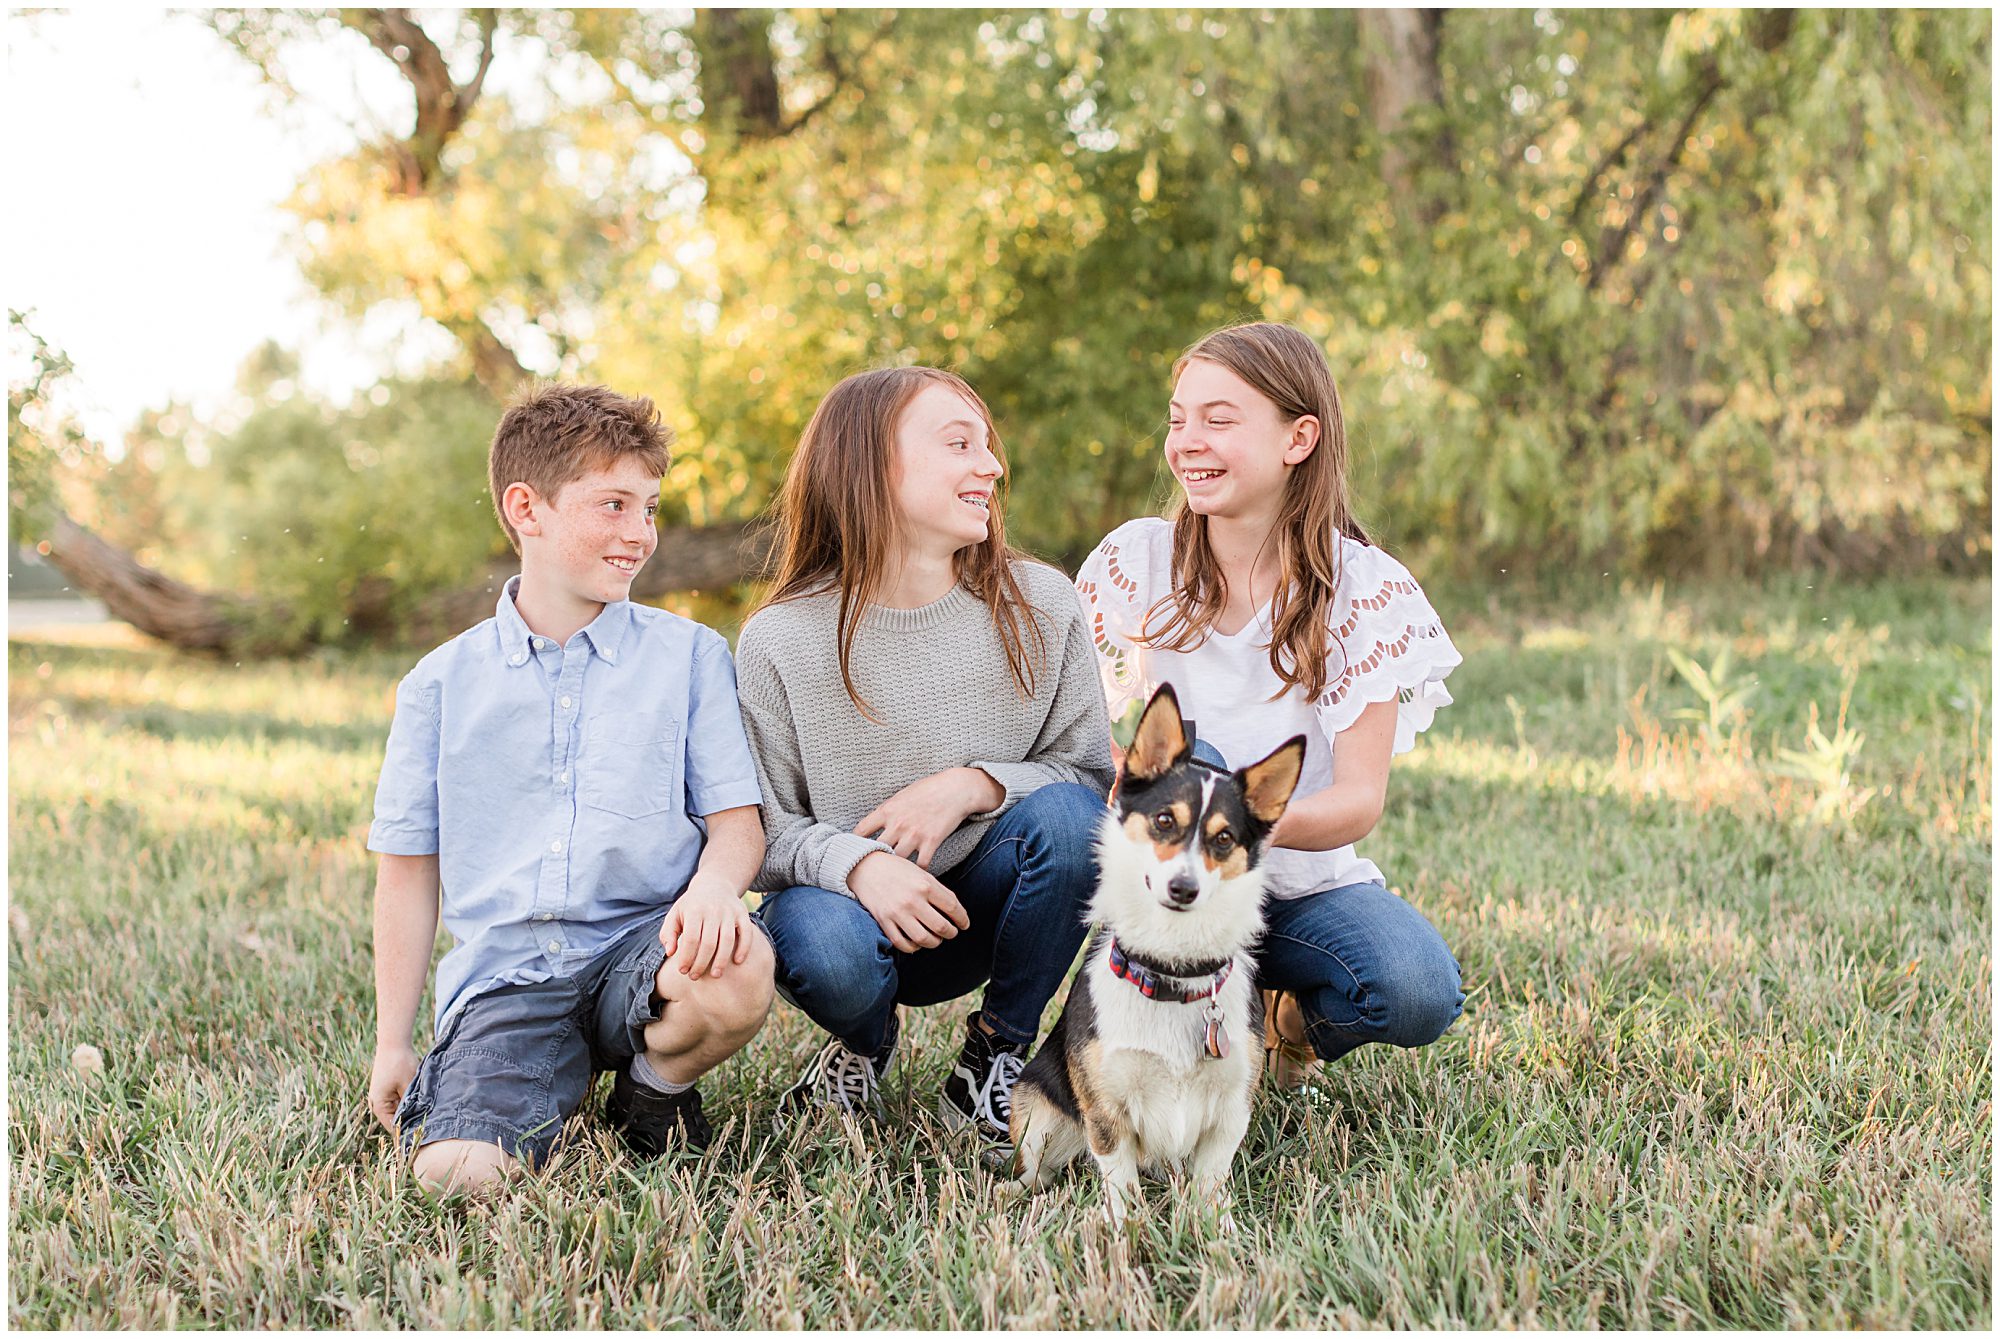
left=528, top=456, right=662, bottom=608
left=890, top=382, right=1004, bottom=558
left=1165, top=358, right=1305, bottom=522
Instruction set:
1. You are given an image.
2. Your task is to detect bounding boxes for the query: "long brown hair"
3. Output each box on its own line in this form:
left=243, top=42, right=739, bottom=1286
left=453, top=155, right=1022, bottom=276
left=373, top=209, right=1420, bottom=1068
left=756, top=366, right=1046, bottom=719
left=1140, top=322, right=1371, bottom=701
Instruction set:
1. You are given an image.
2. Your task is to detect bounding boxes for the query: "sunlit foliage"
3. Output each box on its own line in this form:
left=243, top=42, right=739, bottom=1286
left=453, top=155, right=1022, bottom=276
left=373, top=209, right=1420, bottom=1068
left=59, top=8, right=1992, bottom=637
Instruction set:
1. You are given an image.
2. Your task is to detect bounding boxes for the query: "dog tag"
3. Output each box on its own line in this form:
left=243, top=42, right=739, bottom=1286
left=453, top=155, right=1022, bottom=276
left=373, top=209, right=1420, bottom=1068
left=1203, top=1000, right=1228, bottom=1060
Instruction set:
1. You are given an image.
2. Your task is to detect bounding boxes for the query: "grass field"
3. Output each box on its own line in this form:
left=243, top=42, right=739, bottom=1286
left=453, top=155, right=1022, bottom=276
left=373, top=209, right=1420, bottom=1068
left=7, top=574, right=1992, bottom=1328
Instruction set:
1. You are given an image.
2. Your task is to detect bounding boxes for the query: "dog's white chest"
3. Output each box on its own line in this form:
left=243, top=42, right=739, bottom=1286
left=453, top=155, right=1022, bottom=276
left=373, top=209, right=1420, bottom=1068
left=1140, top=1054, right=1247, bottom=1146
left=1088, top=962, right=1257, bottom=1163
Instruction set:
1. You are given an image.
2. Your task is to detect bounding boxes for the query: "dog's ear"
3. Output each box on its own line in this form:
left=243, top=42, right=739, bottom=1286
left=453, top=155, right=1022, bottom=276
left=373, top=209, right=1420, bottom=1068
left=1238, top=735, right=1306, bottom=825
left=1124, top=684, right=1190, bottom=784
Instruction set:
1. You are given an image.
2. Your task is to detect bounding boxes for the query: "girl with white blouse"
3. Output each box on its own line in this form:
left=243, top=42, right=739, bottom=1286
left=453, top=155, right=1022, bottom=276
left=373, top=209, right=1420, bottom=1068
left=1075, top=321, right=1465, bottom=1087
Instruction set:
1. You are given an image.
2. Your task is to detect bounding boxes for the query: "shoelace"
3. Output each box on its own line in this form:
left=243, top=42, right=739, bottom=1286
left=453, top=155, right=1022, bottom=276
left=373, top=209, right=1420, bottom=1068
left=822, top=1043, right=880, bottom=1113
left=976, top=1050, right=1025, bottom=1126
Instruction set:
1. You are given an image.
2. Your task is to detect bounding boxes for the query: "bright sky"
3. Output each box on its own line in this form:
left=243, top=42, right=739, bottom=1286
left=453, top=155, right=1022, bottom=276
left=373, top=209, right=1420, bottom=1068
left=4, top=9, right=426, bottom=445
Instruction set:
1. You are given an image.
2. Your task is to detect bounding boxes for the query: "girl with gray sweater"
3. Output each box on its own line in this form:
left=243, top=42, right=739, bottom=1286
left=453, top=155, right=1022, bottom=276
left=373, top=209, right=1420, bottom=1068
left=734, top=366, right=1114, bottom=1147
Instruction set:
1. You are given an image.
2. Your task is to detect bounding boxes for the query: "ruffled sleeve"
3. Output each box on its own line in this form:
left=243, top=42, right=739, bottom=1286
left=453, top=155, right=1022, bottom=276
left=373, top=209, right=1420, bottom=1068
left=1313, top=541, right=1462, bottom=756
left=1073, top=518, right=1167, bottom=723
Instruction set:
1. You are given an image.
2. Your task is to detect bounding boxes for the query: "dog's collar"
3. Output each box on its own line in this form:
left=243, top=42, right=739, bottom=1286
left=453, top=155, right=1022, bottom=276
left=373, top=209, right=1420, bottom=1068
left=1106, top=938, right=1235, bottom=1003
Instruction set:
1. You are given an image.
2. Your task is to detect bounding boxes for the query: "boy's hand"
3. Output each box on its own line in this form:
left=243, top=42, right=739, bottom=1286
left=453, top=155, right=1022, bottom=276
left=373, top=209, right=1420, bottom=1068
left=848, top=851, right=971, bottom=953
left=853, top=767, right=1005, bottom=870
left=368, top=1043, right=418, bottom=1133
left=660, top=878, right=755, bottom=980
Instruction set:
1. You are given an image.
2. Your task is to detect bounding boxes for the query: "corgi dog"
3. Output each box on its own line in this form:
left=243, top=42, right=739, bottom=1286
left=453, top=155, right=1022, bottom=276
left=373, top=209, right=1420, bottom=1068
left=999, top=684, right=1304, bottom=1222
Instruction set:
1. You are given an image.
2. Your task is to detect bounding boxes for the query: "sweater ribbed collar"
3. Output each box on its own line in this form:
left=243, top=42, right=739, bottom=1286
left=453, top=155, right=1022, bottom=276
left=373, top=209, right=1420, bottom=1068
left=853, top=581, right=982, bottom=632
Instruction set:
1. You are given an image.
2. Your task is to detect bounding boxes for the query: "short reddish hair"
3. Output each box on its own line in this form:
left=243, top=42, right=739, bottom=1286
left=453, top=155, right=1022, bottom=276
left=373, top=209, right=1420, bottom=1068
left=488, top=382, right=674, bottom=554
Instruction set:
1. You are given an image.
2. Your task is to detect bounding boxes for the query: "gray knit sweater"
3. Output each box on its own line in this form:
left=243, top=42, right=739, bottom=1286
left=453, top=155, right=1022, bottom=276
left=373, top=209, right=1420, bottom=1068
left=734, top=560, right=1115, bottom=895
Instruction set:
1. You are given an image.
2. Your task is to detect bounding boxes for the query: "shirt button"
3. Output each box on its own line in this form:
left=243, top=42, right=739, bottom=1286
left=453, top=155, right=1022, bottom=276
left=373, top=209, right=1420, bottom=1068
left=510, top=653, right=526, bottom=666
left=535, top=912, right=553, bottom=922
left=560, top=695, right=572, bottom=709
left=558, top=771, right=568, bottom=783
left=546, top=940, right=561, bottom=954
left=550, top=839, right=563, bottom=853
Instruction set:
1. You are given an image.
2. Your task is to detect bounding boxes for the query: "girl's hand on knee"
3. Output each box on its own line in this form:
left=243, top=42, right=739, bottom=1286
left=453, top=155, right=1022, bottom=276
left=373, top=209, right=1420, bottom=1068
left=368, top=1044, right=418, bottom=1132
left=848, top=851, right=971, bottom=952
left=853, top=767, right=1003, bottom=869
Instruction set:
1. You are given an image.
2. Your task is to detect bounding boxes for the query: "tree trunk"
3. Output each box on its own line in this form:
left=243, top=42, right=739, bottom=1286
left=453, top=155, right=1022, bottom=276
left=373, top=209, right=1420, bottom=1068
left=401, top=520, right=775, bottom=644
left=694, top=10, right=787, bottom=140
left=339, top=6, right=525, bottom=394
left=1359, top=9, right=1448, bottom=215
left=40, top=515, right=265, bottom=653
left=463, top=323, right=533, bottom=402
left=36, top=512, right=774, bottom=655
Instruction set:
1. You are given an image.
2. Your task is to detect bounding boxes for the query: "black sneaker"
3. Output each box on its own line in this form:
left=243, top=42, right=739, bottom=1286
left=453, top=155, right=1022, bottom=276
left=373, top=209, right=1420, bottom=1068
left=939, top=1012, right=1028, bottom=1146
left=605, top=1069, right=712, bottom=1156
left=779, top=1010, right=899, bottom=1121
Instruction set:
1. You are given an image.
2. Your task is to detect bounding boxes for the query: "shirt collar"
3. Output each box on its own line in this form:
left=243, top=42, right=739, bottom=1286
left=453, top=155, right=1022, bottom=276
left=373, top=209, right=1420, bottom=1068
left=494, top=575, right=632, bottom=667
left=578, top=599, right=632, bottom=665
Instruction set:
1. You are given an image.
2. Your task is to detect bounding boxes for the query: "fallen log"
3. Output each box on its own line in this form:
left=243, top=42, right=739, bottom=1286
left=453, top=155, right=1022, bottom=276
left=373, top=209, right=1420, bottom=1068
left=34, top=512, right=774, bottom=655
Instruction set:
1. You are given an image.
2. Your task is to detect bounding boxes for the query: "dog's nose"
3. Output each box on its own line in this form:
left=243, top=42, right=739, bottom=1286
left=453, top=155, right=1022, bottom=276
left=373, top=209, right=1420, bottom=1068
left=1167, top=872, right=1200, bottom=905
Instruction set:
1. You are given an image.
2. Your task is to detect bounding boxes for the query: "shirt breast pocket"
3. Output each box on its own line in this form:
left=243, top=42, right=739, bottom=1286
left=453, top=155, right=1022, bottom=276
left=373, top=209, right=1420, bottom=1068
left=582, top=712, right=680, bottom=821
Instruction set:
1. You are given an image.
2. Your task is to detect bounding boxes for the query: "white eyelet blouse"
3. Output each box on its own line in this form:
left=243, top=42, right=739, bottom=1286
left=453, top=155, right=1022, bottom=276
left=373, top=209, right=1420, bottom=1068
left=1075, top=517, right=1462, bottom=899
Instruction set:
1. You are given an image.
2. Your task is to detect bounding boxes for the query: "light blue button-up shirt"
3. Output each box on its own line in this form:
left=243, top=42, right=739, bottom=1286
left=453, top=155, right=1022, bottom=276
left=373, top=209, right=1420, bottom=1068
left=367, top=576, right=764, bottom=1033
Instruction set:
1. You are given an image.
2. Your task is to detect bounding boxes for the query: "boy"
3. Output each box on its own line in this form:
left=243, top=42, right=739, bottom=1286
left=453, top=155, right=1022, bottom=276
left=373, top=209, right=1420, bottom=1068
left=365, top=382, right=772, bottom=1193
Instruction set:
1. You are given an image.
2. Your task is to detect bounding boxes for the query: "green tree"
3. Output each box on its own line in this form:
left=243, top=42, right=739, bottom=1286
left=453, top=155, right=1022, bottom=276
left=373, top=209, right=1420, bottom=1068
left=38, top=8, right=1992, bottom=652
left=8, top=311, right=94, bottom=541
left=125, top=350, right=506, bottom=644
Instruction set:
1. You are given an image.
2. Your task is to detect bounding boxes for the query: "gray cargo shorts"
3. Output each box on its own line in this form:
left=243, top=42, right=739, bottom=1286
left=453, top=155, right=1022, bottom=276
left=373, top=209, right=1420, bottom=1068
left=393, top=910, right=767, bottom=1167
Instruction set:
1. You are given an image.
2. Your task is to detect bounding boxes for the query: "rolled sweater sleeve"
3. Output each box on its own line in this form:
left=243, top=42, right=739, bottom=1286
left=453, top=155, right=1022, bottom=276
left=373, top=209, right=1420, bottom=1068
left=735, top=633, right=891, bottom=897
left=969, top=575, right=1117, bottom=815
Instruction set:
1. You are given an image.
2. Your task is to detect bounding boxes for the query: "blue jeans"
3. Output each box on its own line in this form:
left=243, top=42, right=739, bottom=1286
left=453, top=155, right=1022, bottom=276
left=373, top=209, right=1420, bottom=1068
left=758, top=781, right=1105, bottom=1055
left=1257, top=882, right=1464, bottom=1062
left=1190, top=739, right=1463, bottom=1062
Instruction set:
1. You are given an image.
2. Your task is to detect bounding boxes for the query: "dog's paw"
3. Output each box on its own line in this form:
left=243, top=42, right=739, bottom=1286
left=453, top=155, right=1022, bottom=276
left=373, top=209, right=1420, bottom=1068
left=994, top=1176, right=1030, bottom=1203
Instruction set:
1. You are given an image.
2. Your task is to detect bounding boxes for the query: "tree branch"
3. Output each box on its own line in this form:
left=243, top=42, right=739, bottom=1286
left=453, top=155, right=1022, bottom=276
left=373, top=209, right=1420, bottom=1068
left=461, top=9, right=498, bottom=111
left=346, top=8, right=499, bottom=192
left=692, top=9, right=896, bottom=146
left=1567, top=115, right=1651, bottom=236
left=357, top=9, right=453, bottom=101
left=1586, top=66, right=1722, bottom=292
left=786, top=12, right=897, bottom=135
left=458, top=319, right=532, bottom=401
